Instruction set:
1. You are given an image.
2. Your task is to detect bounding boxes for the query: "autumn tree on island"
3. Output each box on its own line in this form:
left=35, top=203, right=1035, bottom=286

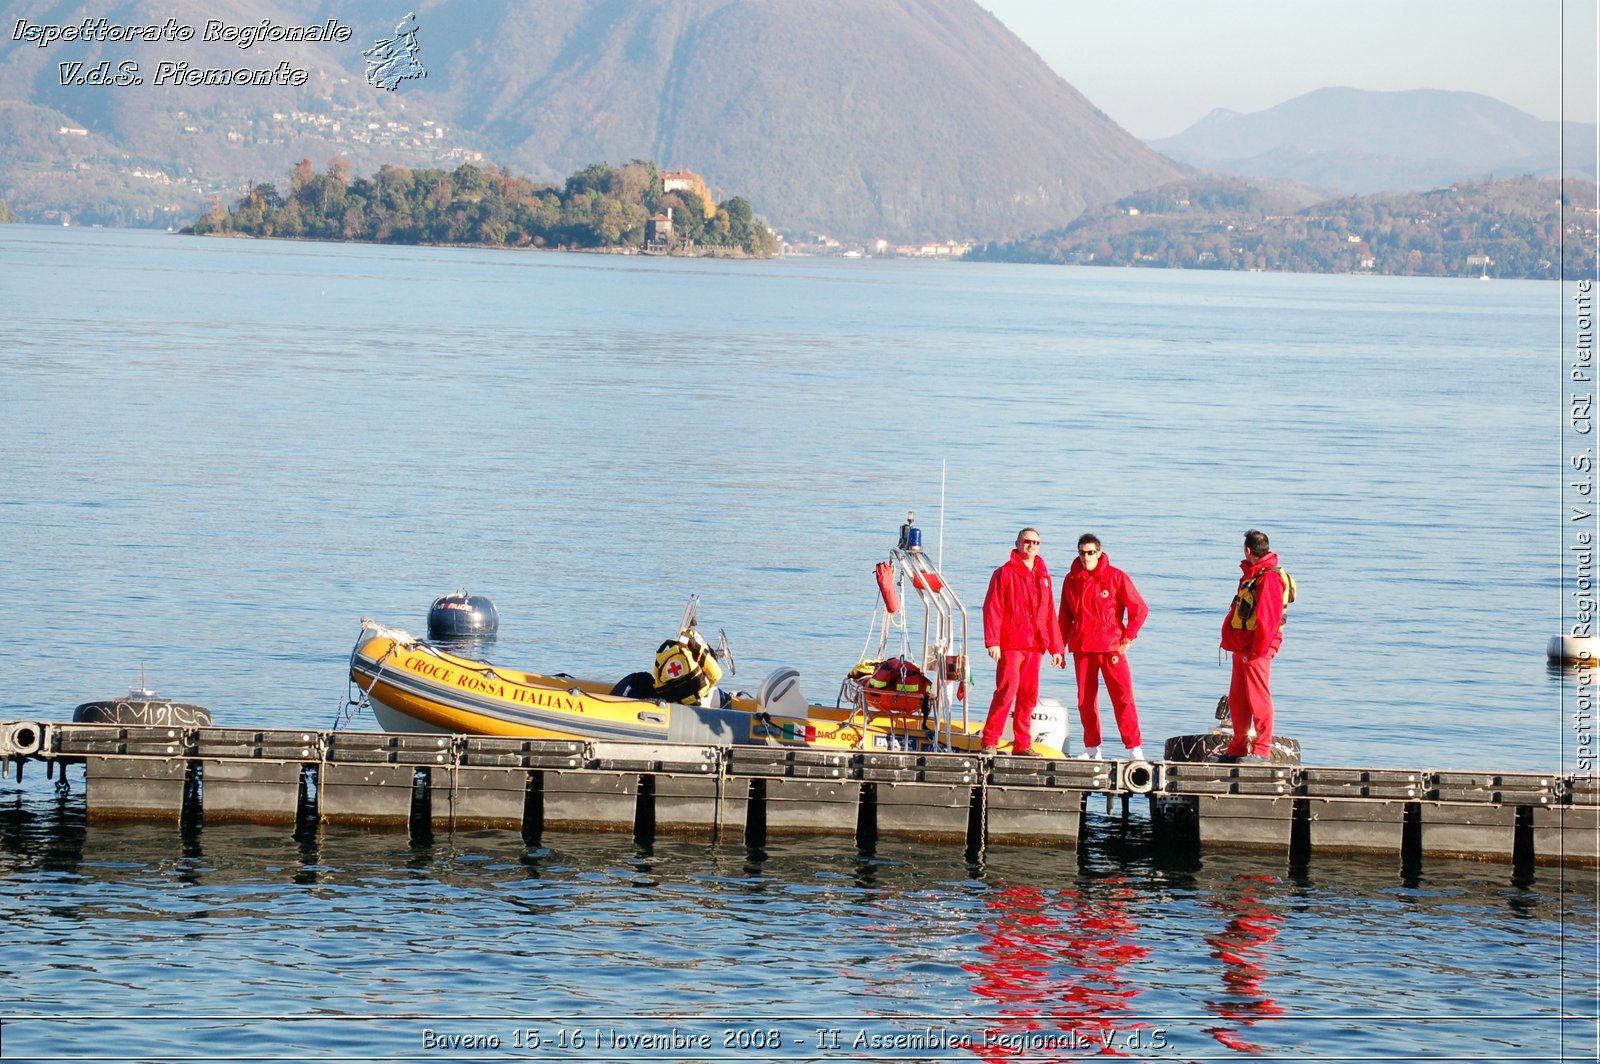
left=189, top=158, right=776, bottom=257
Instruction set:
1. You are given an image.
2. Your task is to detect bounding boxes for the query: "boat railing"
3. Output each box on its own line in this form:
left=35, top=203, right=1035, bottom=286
left=886, top=545, right=970, bottom=750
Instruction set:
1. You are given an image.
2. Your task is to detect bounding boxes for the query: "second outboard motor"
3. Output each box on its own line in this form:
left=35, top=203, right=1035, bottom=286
left=427, top=590, right=499, bottom=640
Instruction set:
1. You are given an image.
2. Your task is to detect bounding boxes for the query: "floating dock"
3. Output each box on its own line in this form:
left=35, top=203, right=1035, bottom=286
left=2, top=719, right=1594, bottom=866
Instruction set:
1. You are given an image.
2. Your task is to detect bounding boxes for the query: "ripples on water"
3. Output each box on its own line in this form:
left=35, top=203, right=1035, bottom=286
left=1, top=228, right=1595, bottom=1060
left=0, top=229, right=1579, bottom=773
left=0, top=786, right=1592, bottom=1062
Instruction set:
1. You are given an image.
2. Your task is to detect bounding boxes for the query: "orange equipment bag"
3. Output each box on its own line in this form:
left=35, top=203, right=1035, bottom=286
left=860, top=655, right=930, bottom=716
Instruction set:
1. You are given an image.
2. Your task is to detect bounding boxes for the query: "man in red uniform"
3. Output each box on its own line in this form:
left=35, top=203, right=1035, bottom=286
left=1218, top=529, right=1288, bottom=763
left=1058, top=534, right=1149, bottom=761
left=981, top=527, right=1066, bottom=755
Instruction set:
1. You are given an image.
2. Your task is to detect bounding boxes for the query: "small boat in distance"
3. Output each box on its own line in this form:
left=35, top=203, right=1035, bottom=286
left=347, top=520, right=1056, bottom=756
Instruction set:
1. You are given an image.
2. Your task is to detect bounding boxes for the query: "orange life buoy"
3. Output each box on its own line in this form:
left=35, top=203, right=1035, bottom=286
left=875, top=561, right=901, bottom=614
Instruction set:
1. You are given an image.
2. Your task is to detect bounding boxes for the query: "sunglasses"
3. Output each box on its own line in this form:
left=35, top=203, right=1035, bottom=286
left=1078, top=548, right=1100, bottom=556
left=1020, top=539, right=1041, bottom=546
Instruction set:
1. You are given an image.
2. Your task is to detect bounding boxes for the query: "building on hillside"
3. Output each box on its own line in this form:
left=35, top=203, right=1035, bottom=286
left=661, top=169, right=715, bottom=216
left=661, top=169, right=697, bottom=192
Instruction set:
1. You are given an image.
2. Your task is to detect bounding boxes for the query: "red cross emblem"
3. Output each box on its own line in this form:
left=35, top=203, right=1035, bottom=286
left=667, top=661, right=683, bottom=677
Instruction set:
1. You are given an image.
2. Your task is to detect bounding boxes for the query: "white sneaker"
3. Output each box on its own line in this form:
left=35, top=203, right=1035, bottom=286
left=1126, top=745, right=1145, bottom=761
left=1075, top=746, right=1102, bottom=760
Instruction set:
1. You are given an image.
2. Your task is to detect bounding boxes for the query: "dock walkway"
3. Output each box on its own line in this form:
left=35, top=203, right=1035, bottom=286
left=3, top=720, right=1594, bottom=866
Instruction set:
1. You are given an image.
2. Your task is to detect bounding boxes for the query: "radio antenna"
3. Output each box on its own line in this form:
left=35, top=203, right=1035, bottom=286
left=938, top=459, right=947, bottom=571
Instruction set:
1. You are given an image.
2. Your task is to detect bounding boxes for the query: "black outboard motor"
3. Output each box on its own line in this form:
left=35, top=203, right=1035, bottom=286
left=427, top=590, right=499, bottom=640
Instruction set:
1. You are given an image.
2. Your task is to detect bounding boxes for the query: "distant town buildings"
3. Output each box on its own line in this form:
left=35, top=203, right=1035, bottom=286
left=45, top=96, right=491, bottom=226
left=780, top=232, right=974, bottom=258
left=65, top=100, right=485, bottom=166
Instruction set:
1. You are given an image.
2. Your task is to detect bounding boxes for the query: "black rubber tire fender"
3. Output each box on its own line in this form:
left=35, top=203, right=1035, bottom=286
left=1163, top=731, right=1301, bottom=764
left=72, top=700, right=213, bottom=727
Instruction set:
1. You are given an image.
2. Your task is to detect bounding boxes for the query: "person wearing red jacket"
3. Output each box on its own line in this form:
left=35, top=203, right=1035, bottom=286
left=980, top=528, right=1066, bottom=754
left=1057, top=534, right=1149, bottom=761
left=1218, top=529, right=1288, bottom=763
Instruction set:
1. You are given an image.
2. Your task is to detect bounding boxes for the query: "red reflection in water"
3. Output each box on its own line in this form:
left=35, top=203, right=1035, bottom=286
left=963, top=881, right=1152, bottom=1061
left=1201, top=874, right=1285, bottom=1053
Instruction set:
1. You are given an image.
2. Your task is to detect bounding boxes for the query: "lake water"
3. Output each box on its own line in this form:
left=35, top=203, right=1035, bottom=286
left=0, top=226, right=1594, bottom=1061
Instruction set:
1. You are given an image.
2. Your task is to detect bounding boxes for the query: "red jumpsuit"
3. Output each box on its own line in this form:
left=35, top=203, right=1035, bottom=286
left=982, top=550, right=1064, bottom=750
left=1220, top=552, right=1286, bottom=758
left=1058, top=552, right=1148, bottom=750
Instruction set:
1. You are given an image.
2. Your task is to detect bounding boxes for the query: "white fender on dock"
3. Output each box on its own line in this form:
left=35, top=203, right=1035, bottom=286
left=1030, top=698, right=1069, bottom=755
left=1548, top=634, right=1599, bottom=665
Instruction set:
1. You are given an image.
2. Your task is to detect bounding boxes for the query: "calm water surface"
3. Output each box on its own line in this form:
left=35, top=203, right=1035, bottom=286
left=0, top=227, right=1594, bottom=1061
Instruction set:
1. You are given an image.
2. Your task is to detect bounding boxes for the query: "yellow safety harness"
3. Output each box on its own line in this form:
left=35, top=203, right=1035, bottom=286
left=1227, top=567, right=1298, bottom=631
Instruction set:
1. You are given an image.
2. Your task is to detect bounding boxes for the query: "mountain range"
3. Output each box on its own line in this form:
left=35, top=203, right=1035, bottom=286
left=1150, top=87, right=1598, bottom=196
left=2, top=7, right=1590, bottom=243
left=0, top=0, right=1182, bottom=240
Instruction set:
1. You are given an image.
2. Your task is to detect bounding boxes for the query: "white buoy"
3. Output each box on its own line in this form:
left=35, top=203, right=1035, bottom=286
left=1548, top=633, right=1600, bottom=664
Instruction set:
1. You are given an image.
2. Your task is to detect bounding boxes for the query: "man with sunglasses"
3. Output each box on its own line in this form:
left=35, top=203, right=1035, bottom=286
left=1058, top=534, right=1149, bottom=761
left=979, top=527, right=1066, bottom=755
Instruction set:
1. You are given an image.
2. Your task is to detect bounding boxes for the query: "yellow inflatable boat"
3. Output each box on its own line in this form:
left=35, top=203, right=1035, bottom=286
left=348, top=521, right=1056, bottom=756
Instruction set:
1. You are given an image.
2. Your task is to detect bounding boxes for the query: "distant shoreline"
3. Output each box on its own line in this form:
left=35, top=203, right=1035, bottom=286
left=180, top=228, right=765, bottom=259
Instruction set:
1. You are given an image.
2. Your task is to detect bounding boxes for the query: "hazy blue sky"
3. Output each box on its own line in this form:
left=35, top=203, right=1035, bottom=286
left=985, top=0, right=1598, bottom=140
